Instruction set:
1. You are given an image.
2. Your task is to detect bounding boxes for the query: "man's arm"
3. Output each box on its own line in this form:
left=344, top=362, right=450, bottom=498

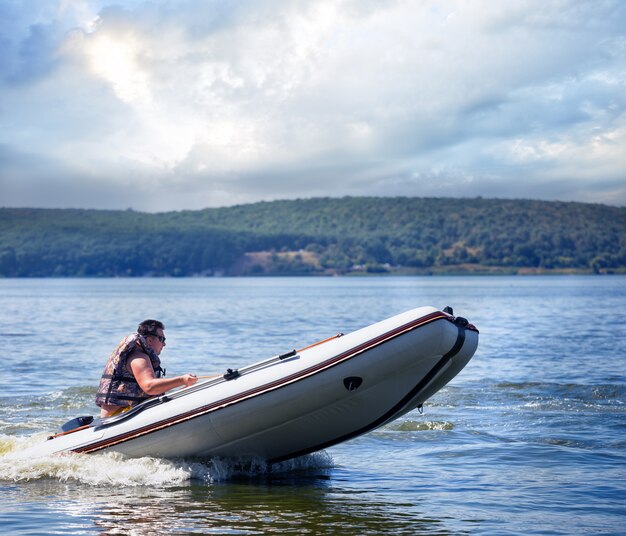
left=128, top=354, right=198, bottom=395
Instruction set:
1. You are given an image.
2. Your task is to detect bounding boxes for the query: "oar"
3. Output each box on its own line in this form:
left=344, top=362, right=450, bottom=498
left=195, top=333, right=344, bottom=381
left=172, top=333, right=346, bottom=401
left=229, top=333, right=344, bottom=376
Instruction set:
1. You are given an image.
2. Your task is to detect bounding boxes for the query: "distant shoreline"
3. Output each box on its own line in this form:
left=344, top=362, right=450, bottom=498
left=2, top=198, right=625, bottom=277
left=1, top=267, right=624, bottom=279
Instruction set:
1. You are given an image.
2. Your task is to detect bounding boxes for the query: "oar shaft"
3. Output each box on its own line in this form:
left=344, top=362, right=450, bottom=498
left=196, top=334, right=344, bottom=380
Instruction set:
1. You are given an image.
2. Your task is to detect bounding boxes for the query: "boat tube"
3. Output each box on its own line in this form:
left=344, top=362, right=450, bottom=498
left=23, top=306, right=479, bottom=462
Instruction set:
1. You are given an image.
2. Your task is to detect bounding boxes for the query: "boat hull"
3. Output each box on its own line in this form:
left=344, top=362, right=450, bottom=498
left=24, top=306, right=478, bottom=462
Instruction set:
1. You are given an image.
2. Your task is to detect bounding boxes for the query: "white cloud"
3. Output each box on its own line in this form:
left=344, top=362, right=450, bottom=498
left=1, top=0, right=625, bottom=211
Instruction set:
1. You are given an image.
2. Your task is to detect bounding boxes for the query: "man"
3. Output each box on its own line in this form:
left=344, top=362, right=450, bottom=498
left=95, top=319, right=198, bottom=417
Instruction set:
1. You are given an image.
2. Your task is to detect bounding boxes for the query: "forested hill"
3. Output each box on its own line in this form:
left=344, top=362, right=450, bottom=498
left=1, top=197, right=625, bottom=276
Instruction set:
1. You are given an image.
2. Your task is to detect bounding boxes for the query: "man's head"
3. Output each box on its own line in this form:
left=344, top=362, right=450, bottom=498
left=137, top=319, right=166, bottom=353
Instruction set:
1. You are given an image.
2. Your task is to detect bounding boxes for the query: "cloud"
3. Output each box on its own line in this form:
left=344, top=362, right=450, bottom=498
left=1, top=0, right=625, bottom=211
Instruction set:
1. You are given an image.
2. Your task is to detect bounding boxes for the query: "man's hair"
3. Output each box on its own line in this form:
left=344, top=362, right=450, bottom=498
left=137, top=319, right=165, bottom=336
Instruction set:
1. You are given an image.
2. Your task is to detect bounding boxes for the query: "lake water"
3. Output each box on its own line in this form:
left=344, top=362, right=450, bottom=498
left=0, top=276, right=624, bottom=535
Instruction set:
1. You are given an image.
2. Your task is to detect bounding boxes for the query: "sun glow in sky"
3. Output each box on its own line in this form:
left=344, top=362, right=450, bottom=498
left=1, top=0, right=625, bottom=211
left=85, top=32, right=149, bottom=104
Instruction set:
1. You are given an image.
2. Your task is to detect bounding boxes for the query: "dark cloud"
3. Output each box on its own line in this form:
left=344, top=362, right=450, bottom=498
left=0, top=1, right=68, bottom=86
left=5, top=23, right=62, bottom=85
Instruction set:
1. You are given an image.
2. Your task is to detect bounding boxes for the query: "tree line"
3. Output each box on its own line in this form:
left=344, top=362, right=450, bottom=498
left=1, top=197, right=625, bottom=276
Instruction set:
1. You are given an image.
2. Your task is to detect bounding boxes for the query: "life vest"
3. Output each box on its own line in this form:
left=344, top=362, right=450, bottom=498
left=95, top=333, right=165, bottom=408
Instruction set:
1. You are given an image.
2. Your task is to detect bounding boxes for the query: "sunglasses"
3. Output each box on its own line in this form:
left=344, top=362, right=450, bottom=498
left=147, top=333, right=166, bottom=343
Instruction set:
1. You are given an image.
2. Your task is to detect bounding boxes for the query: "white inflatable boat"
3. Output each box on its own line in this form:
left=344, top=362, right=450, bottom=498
left=25, top=306, right=478, bottom=462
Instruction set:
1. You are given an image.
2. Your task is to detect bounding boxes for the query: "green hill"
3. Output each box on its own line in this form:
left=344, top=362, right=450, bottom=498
left=1, top=197, right=625, bottom=276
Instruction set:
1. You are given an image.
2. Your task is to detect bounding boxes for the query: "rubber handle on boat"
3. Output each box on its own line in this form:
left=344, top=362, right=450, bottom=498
left=279, top=349, right=297, bottom=360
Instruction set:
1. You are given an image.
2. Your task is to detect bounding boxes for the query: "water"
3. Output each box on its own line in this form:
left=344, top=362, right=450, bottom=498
left=0, top=276, right=624, bottom=535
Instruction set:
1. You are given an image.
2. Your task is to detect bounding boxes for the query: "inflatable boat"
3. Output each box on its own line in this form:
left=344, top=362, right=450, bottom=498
left=24, top=306, right=478, bottom=462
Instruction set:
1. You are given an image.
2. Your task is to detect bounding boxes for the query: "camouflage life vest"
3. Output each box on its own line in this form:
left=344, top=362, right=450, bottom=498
left=95, top=333, right=165, bottom=408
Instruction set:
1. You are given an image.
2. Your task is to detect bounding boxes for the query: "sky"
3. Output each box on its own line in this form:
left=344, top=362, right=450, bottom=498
left=1, top=0, right=625, bottom=212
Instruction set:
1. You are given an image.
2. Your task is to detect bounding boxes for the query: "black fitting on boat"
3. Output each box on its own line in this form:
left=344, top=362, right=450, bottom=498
left=279, top=349, right=297, bottom=360
left=454, top=316, right=469, bottom=328
left=343, top=377, right=363, bottom=391
left=223, top=368, right=240, bottom=381
left=443, top=306, right=454, bottom=315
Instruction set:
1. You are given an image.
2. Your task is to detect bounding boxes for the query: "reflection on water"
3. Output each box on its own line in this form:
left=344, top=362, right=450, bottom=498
left=0, top=434, right=457, bottom=534
left=5, top=474, right=448, bottom=535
